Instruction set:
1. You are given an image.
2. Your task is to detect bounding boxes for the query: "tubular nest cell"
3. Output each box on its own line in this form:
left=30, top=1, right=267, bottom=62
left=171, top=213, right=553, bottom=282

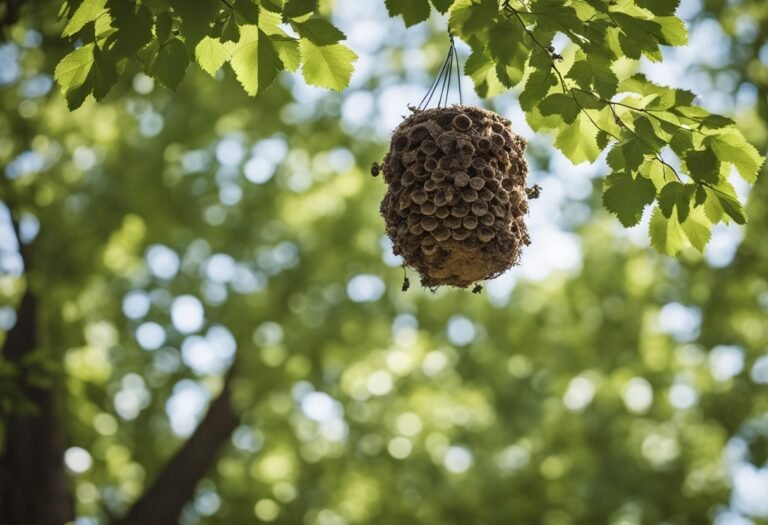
left=378, top=105, right=532, bottom=288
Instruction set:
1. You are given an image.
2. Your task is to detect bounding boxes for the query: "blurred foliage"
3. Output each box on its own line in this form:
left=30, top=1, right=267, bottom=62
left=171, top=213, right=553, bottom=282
left=1, top=1, right=768, bottom=524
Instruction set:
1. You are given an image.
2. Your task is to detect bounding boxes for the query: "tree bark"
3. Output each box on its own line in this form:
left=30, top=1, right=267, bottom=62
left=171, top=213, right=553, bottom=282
left=113, top=366, right=240, bottom=525
left=0, top=289, right=74, bottom=525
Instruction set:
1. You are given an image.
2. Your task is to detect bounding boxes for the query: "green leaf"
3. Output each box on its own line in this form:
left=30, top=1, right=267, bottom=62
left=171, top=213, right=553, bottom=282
left=607, top=140, right=650, bottom=172
left=585, top=54, right=618, bottom=98
left=155, top=12, right=173, bottom=43
left=106, top=0, right=153, bottom=57
left=520, top=64, right=557, bottom=113
left=705, top=129, right=765, bottom=183
left=649, top=206, right=686, bottom=256
left=612, top=13, right=663, bottom=61
left=639, top=158, right=674, bottom=190
left=430, top=0, right=454, bottom=14
left=709, top=185, right=747, bottom=225
left=487, top=20, right=527, bottom=88
left=658, top=181, right=695, bottom=222
left=62, top=0, right=107, bottom=37
left=91, top=46, right=118, bottom=99
left=602, top=171, right=656, bottom=227
left=195, top=36, right=236, bottom=77
left=702, top=186, right=724, bottom=223
left=272, top=36, right=301, bottom=72
left=555, top=112, right=600, bottom=165
left=295, top=18, right=346, bottom=45
left=169, top=0, right=220, bottom=50
left=539, top=93, right=579, bottom=124
left=220, top=12, right=241, bottom=43
left=284, top=0, right=316, bottom=18
left=635, top=0, right=681, bottom=16
left=449, top=0, right=497, bottom=41
left=150, top=37, right=190, bottom=90
left=684, top=148, right=719, bottom=184
left=234, top=0, right=261, bottom=24
left=657, top=16, right=688, bottom=46
left=54, top=44, right=95, bottom=110
left=464, top=47, right=504, bottom=99
left=385, top=0, right=431, bottom=27
left=260, top=0, right=285, bottom=12
left=299, top=39, right=357, bottom=91
left=567, top=51, right=618, bottom=99
left=231, top=26, right=285, bottom=95
left=680, top=207, right=711, bottom=253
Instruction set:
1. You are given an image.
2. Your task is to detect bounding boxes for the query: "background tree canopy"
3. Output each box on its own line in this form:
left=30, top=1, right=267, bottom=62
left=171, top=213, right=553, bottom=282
left=1, top=1, right=768, bottom=524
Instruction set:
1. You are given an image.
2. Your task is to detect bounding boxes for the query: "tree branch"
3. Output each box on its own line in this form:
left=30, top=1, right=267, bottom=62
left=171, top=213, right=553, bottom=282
left=0, top=0, right=24, bottom=35
left=113, top=366, right=240, bottom=525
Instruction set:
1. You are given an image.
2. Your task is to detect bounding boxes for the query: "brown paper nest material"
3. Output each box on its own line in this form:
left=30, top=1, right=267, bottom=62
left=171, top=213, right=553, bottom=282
left=378, top=105, right=531, bottom=288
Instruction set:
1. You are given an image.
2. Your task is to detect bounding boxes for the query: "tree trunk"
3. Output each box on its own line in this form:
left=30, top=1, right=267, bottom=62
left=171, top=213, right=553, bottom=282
left=0, top=291, right=74, bottom=525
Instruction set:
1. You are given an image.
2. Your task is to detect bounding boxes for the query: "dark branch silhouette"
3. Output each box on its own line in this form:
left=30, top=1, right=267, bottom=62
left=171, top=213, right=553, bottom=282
left=113, top=365, right=240, bottom=525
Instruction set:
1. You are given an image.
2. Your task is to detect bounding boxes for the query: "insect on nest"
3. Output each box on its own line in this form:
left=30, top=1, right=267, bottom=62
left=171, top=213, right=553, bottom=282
left=374, top=105, right=532, bottom=289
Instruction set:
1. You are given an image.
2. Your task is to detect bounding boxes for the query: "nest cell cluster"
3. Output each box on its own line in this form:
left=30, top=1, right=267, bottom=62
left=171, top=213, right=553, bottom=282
left=378, top=105, right=531, bottom=288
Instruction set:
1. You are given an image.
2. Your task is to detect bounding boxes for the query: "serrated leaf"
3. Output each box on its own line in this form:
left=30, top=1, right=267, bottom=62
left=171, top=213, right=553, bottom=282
left=150, top=37, right=190, bottom=90
left=295, top=18, right=345, bottom=45
left=106, top=0, right=153, bottom=57
left=555, top=112, right=600, bottom=165
left=539, top=93, right=579, bottom=124
left=272, top=36, right=300, bottom=72
left=639, top=158, right=674, bottom=190
left=155, top=12, right=173, bottom=43
left=684, top=148, right=719, bottom=184
left=520, top=65, right=557, bottom=113
left=299, top=39, right=357, bottom=91
left=602, top=171, right=656, bottom=227
left=220, top=12, right=241, bottom=43
left=430, top=0, right=454, bottom=14
left=195, top=36, right=235, bottom=76
left=657, top=16, right=688, bottom=46
left=385, top=0, right=431, bottom=27
left=487, top=20, right=527, bottom=88
left=658, top=181, right=695, bottom=222
left=261, top=0, right=284, bottom=12
left=636, top=0, right=680, bottom=16
left=649, top=206, right=686, bottom=255
left=92, top=46, right=118, bottom=99
left=231, top=26, right=285, bottom=95
left=607, top=140, right=650, bottom=172
left=62, top=0, right=107, bottom=37
left=586, top=54, right=618, bottom=98
left=464, top=47, right=504, bottom=99
left=449, top=0, right=497, bottom=41
left=612, top=13, right=663, bottom=60
left=54, top=44, right=95, bottom=109
left=712, top=186, right=747, bottom=225
left=705, top=129, right=765, bottom=183
left=234, top=0, right=260, bottom=24
left=169, top=0, right=220, bottom=50
left=701, top=186, right=724, bottom=223
left=284, top=0, right=316, bottom=18
left=680, top=207, right=711, bottom=253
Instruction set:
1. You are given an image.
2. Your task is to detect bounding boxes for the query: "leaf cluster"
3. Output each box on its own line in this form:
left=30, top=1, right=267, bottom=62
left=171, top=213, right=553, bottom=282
left=53, top=0, right=766, bottom=254
left=55, top=0, right=358, bottom=108
left=448, top=0, right=764, bottom=254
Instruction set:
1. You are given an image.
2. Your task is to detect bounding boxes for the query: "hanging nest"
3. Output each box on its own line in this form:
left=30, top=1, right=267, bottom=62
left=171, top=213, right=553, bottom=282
left=376, top=105, right=531, bottom=288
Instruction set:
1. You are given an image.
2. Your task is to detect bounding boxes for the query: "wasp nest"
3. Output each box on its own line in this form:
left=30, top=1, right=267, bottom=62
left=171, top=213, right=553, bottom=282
left=377, top=105, right=531, bottom=288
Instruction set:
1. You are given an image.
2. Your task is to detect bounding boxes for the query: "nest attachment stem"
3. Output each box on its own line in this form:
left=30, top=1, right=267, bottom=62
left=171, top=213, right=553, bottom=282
left=417, top=34, right=463, bottom=111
